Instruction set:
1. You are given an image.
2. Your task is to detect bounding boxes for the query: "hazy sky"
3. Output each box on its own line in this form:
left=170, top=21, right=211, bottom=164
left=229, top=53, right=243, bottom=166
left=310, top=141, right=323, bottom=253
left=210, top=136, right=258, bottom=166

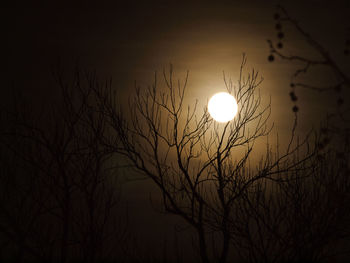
left=3, top=1, right=349, bottom=259
left=4, top=1, right=348, bottom=133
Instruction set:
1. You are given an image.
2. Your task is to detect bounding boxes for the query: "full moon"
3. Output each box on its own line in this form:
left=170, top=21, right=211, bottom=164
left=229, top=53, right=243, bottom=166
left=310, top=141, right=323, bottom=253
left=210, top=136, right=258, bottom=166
left=208, top=92, right=238, bottom=122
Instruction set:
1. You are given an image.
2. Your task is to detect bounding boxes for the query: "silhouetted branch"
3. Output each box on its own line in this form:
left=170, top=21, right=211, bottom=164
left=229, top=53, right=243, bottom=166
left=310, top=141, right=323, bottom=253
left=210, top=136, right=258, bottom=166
left=94, top=55, right=315, bottom=263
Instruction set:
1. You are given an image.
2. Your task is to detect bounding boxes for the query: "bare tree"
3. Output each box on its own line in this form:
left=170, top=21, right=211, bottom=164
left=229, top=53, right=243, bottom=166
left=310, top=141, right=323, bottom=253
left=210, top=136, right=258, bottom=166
left=0, top=68, right=129, bottom=262
left=0, top=128, right=48, bottom=262
left=221, top=7, right=350, bottom=261
left=94, top=55, right=314, bottom=263
left=232, top=145, right=350, bottom=263
left=1, top=52, right=335, bottom=262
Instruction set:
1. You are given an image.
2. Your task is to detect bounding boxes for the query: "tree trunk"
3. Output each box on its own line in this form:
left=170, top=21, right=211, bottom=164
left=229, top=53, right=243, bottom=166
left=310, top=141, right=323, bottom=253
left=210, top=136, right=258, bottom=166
left=219, top=223, right=230, bottom=263
left=197, top=226, right=210, bottom=263
left=61, top=186, right=71, bottom=263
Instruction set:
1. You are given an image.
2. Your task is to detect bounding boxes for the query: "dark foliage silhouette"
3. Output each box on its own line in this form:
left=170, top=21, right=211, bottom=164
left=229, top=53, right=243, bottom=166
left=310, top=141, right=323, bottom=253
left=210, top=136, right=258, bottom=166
left=0, top=68, right=129, bottom=262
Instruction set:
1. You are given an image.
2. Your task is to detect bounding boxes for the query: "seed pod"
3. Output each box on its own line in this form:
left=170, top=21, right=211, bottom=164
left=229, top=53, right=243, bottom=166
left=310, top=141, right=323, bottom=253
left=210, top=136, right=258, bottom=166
left=274, top=13, right=280, bottom=20
left=289, top=91, right=297, bottom=101
left=277, top=32, right=284, bottom=39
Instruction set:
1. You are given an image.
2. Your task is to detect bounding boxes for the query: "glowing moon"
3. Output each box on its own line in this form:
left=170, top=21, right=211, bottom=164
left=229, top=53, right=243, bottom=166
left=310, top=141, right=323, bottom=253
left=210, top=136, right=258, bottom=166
left=208, top=92, right=238, bottom=122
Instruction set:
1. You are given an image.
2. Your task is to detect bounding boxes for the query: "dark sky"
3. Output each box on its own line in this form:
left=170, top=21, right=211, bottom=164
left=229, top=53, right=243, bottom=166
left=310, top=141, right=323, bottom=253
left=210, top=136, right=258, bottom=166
left=4, top=1, right=349, bottom=133
left=3, top=1, right=349, bottom=259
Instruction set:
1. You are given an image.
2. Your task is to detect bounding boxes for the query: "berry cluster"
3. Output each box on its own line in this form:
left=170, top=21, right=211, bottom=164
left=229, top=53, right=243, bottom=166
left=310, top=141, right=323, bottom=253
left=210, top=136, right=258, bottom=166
left=288, top=83, right=298, bottom=112
left=267, top=13, right=285, bottom=62
left=268, top=13, right=299, bottom=113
